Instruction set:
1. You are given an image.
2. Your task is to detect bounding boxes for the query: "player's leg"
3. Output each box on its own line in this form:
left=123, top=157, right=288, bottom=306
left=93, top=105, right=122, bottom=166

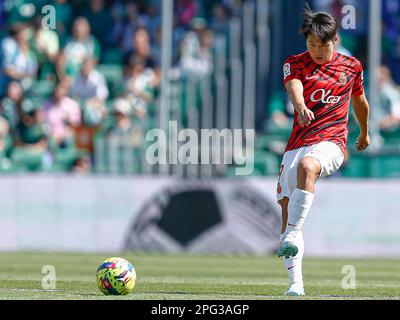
left=278, top=197, right=305, bottom=296
left=287, top=156, right=320, bottom=231
left=278, top=156, right=320, bottom=257
left=279, top=197, right=288, bottom=235
left=296, top=156, right=321, bottom=193
left=279, top=142, right=344, bottom=258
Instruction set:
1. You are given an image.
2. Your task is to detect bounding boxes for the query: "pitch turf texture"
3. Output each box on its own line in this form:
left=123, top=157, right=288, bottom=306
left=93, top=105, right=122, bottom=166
left=0, top=252, right=398, bottom=300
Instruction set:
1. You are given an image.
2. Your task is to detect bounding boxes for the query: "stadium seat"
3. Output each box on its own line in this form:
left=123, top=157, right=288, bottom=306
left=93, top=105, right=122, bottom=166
left=11, top=147, right=46, bottom=172
left=256, top=133, right=288, bottom=154
left=381, top=128, right=400, bottom=146
left=0, top=155, right=17, bottom=173
left=52, top=147, right=88, bottom=172
left=101, top=49, right=124, bottom=65
left=341, top=154, right=370, bottom=177
left=369, top=155, right=400, bottom=178
left=254, top=150, right=280, bottom=176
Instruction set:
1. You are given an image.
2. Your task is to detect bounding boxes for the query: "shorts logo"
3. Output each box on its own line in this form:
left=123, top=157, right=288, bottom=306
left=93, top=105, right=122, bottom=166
left=277, top=164, right=284, bottom=194
left=283, top=63, right=291, bottom=80
left=339, top=72, right=347, bottom=85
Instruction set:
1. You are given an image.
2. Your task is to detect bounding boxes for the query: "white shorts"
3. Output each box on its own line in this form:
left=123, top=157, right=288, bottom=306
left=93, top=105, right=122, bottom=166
left=276, top=141, right=344, bottom=202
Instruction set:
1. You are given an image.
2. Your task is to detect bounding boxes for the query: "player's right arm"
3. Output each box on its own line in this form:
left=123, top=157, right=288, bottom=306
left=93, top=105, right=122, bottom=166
left=286, top=79, right=315, bottom=127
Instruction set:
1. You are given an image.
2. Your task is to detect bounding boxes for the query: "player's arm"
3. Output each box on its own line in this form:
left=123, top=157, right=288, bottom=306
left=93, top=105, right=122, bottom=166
left=286, top=79, right=315, bottom=127
left=352, top=93, right=370, bottom=151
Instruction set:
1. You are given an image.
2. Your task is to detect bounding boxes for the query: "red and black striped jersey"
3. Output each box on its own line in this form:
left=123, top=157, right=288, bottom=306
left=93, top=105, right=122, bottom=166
left=282, top=50, right=364, bottom=153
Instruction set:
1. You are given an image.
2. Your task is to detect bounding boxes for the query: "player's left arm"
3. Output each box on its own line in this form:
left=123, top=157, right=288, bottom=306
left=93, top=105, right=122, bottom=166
left=351, top=93, right=370, bottom=151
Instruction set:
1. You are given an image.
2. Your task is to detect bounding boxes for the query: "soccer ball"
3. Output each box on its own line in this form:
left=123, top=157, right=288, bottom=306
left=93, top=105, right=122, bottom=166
left=96, top=257, right=136, bottom=295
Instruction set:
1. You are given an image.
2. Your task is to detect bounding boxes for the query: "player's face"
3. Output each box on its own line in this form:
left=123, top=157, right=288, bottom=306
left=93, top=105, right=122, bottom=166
left=306, top=35, right=338, bottom=64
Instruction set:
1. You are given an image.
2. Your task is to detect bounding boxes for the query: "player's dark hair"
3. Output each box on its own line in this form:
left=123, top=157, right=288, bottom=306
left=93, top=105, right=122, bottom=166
left=300, top=3, right=338, bottom=43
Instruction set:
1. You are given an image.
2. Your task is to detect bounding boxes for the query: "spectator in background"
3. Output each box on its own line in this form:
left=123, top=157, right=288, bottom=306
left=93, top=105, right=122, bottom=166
left=44, top=79, right=81, bottom=148
left=53, top=0, right=73, bottom=48
left=71, top=153, right=92, bottom=173
left=144, top=4, right=161, bottom=42
left=14, top=98, right=47, bottom=152
left=210, top=2, right=231, bottom=36
left=70, top=57, right=108, bottom=126
left=107, top=97, right=143, bottom=150
left=124, top=27, right=158, bottom=69
left=112, top=98, right=136, bottom=133
left=71, top=57, right=109, bottom=102
left=97, top=97, right=144, bottom=174
left=83, top=0, right=114, bottom=50
left=110, top=0, right=129, bottom=49
left=0, top=116, right=10, bottom=158
left=115, top=2, right=141, bottom=55
left=1, top=81, right=24, bottom=129
left=377, top=65, right=400, bottom=132
left=63, top=17, right=101, bottom=79
left=179, top=18, right=214, bottom=78
left=173, top=0, right=199, bottom=50
left=4, top=0, right=36, bottom=26
left=0, top=23, right=38, bottom=94
left=382, top=0, right=400, bottom=84
left=0, top=82, right=23, bottom=157
left=124, top=55, right=158, bottom=119
left=221, top=0, right=242, bottom=16
left=176, top=0, right=198, bottom=28
left=32, top=15, right=60, bottom=81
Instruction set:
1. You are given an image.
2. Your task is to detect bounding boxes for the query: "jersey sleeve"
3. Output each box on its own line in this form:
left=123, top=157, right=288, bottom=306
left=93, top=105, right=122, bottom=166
left=352, top=60, right=365, bottom=96
left=283, top=57, right=303, bottom=91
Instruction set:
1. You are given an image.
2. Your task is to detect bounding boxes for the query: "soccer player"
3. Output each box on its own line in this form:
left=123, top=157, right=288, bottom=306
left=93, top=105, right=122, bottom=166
left=277, top=6, right=370, bottom=296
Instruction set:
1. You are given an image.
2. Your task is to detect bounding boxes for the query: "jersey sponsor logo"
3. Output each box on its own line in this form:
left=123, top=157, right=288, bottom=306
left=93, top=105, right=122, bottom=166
left=339, top=72, right=347, bottom=85
left=310, top=88, right=341, bottom=105
left=283, top=63, right=291, bottom=80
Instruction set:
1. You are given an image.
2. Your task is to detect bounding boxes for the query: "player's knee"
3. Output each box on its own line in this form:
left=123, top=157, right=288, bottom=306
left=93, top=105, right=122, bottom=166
left=278, top=197, right=289, bottom=208
left=298, top=158, right=320, bottom=179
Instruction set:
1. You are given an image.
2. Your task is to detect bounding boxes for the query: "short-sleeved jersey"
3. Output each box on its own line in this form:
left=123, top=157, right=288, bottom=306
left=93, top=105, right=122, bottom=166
left=282, top=50, right=364, bottom=153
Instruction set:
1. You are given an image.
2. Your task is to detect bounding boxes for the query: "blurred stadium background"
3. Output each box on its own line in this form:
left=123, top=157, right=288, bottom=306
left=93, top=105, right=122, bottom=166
left=0, top=0, right=400, bottom=271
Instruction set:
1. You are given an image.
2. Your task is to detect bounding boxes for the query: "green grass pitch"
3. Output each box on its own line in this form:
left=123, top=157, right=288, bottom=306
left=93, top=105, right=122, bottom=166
left=0, top=252, right=398, bottom=300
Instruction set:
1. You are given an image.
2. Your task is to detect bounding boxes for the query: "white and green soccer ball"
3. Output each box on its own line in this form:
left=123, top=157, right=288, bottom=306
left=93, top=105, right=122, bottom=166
left=96, top=257, right=136, bottom=295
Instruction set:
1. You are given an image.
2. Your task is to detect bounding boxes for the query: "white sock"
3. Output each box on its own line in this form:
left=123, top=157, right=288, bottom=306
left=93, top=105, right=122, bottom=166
left=281, top=231, right=304, bottom=285
left=283, top=188, right=314, bottom=242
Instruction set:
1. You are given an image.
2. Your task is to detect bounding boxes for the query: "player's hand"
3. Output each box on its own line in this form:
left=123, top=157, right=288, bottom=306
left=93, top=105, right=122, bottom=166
left=356, top=133, right=370, bottom=151
left=296, top=105, right=315, bottom=127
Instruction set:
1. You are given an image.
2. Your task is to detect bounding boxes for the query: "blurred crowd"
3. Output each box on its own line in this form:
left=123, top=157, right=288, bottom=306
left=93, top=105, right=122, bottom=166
left=0, top=0, right=237, bottom=173
left=0, top=0, right=399, bottom=175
